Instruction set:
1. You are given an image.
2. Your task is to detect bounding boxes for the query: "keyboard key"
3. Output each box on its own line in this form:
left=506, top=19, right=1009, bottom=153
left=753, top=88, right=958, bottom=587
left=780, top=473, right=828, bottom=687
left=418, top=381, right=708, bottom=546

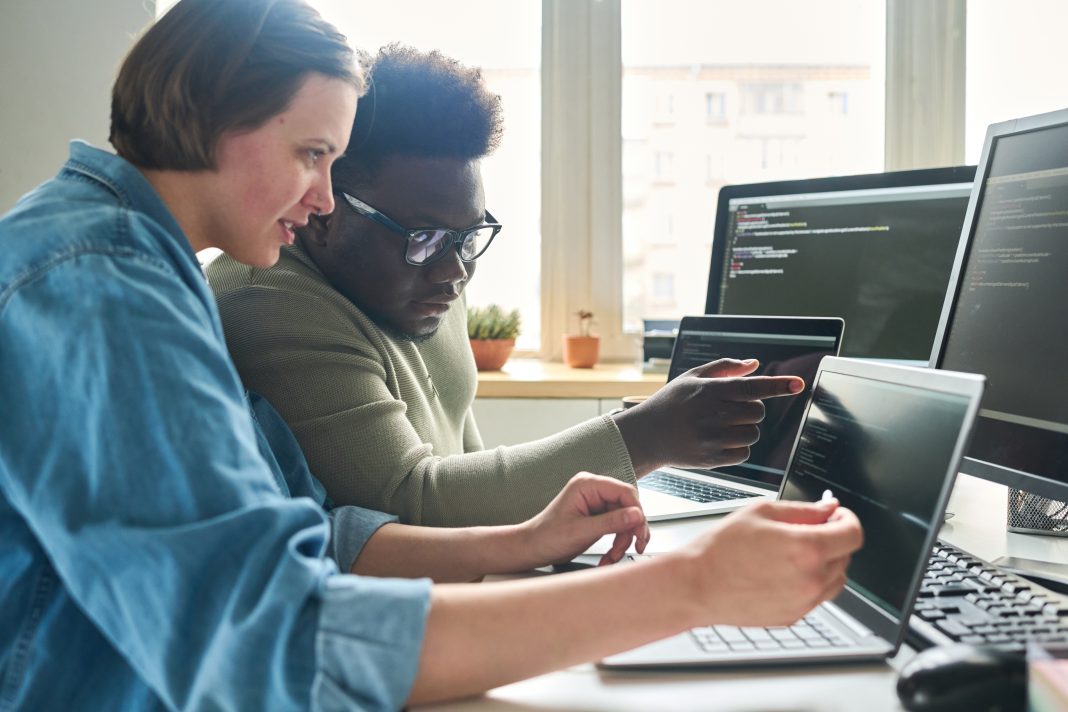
left=933, top=584, right=972, bottom=597
left=935, top=619, right=972, bottom=638
left=1044, top=603, right=1068, bottom=617
left=794, top=627, right=823, bottom=639
left=714, top=626, right=747, bottom=643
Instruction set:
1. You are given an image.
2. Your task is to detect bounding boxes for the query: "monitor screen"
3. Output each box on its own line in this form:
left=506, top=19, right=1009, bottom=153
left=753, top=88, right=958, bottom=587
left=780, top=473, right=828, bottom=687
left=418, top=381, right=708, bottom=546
left=780, top=368, right=973, bottom=619
left=705, top=168, right=975, bottom=362
left=933, top=111, right=1068, bottom=501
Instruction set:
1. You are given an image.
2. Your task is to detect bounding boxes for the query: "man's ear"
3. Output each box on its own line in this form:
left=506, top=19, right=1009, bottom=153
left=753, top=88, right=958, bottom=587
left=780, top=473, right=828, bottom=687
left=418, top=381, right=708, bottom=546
left=302, top=211, right=332, bottom=247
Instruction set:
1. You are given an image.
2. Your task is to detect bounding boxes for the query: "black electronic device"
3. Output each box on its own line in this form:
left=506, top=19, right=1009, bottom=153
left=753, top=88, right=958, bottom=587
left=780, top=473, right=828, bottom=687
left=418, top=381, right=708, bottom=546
left=896, top=644, right=1026, bottom=712
left=705, top=166, right=975, bottom=362
left=930, top=108, right=1068, bottom=504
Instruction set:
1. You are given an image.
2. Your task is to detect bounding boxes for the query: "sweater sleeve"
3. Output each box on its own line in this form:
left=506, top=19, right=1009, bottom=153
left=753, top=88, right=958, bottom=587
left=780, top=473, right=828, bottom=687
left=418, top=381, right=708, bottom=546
left=461, top=407, right=484, bottom=453
left=214, top=285, right=636, bottom=527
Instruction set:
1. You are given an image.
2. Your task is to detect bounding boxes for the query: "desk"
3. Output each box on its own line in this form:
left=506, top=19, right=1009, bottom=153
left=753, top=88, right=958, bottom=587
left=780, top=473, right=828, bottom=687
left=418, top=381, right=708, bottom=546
left=417, top=475, right=1068, bottom=711
left=476, top=359, right=665, bottom=400
left=473, top=359, right=667, bottom=447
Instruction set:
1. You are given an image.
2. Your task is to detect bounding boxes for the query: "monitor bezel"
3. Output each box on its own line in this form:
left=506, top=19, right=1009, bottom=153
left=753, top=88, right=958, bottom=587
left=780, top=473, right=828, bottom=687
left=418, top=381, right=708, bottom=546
left=929, top=107, right=1068, bottom=502
left=704, top=165, right=978, bottom=316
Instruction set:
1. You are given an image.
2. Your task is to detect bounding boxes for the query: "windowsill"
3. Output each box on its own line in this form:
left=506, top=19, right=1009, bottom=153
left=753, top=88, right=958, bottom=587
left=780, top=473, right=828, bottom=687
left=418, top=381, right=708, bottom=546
left=476, top=358, right=666, bottom=399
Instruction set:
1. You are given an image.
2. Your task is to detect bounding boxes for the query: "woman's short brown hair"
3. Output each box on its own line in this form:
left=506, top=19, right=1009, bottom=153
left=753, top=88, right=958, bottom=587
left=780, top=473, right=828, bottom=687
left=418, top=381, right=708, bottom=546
left=110, top=0, right=364, bottom=170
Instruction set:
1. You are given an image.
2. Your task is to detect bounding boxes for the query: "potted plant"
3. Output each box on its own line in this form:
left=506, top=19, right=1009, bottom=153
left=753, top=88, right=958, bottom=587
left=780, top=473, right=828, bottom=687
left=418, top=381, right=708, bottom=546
left=563, top=310, right=599, bottom=368
left=467, top=304, right=521, bottom=371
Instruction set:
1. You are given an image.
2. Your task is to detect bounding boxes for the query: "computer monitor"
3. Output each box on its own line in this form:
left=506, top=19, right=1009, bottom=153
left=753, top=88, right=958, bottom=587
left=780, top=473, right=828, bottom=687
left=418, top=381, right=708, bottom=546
left=931, top=108, right=1068, bottom=504
left=704, top=167, right=976, bottom=363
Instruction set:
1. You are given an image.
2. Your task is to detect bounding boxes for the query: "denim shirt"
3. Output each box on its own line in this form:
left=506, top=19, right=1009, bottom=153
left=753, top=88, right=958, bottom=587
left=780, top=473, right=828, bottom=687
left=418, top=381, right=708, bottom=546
left=0, top=142, right=431, bottom=711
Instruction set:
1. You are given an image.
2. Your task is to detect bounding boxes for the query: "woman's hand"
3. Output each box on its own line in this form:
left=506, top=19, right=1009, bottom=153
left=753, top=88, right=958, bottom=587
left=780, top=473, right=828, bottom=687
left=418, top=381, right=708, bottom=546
left=513, top=472, right=650, bottom=570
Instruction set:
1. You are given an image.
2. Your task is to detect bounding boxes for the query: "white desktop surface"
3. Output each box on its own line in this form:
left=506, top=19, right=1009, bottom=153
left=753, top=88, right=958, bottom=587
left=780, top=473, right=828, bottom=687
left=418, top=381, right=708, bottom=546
left=415, top=474, right=1068, bottom=711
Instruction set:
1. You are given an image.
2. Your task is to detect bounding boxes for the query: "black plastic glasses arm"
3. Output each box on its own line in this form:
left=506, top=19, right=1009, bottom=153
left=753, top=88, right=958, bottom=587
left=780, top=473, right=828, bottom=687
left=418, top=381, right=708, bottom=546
left=336, top=190, right=502, bottom=265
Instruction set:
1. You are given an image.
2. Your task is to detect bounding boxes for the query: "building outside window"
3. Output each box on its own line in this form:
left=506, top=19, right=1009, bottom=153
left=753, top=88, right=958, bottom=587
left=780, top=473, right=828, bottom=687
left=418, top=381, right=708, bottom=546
left=621, top=0, right=886, bottom=331
left=705, top=92, right=727, bottom=122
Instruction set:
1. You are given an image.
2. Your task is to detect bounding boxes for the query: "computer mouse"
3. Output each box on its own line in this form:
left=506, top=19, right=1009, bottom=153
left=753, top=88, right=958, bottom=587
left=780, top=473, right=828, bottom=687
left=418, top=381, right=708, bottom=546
left=896, top=644, right=1027, bottom=712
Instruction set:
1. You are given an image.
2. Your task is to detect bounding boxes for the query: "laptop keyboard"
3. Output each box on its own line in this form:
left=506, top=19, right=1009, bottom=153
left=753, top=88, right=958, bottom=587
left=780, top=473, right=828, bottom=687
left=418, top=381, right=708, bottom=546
left=691, top=614, right=855, bottom=654
left=640, top=470, right=761, bottom=504
left=908, top=540, right=1068, bottom=652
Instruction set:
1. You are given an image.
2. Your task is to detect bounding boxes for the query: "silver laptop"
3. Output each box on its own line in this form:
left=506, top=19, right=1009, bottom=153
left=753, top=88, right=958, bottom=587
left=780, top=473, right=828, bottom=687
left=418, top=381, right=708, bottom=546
left=603, top=357, right=984, bottom=668
left=639, top=315, right=844, bottom=521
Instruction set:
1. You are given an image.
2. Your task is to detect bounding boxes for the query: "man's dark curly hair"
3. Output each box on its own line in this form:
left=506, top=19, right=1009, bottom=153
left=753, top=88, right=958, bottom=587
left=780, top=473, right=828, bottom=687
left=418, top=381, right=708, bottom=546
left=333, top=43, right=504, bottom=189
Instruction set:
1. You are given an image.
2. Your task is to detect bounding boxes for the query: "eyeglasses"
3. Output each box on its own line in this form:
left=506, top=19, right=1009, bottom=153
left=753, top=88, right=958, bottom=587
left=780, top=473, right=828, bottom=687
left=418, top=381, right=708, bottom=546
left=336, top=191, right=502, bottom=266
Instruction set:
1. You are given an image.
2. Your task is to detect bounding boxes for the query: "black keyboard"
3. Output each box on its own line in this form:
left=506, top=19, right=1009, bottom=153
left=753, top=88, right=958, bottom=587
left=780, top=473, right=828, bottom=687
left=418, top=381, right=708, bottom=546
left=908, top=540, right=1068, bottom=652
left=639, top=470, right=761, bottom=504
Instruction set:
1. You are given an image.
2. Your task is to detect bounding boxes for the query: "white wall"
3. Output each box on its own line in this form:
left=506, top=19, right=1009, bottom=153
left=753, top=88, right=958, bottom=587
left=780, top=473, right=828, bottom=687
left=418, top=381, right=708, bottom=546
left=0, top=0, right=154, bottom=212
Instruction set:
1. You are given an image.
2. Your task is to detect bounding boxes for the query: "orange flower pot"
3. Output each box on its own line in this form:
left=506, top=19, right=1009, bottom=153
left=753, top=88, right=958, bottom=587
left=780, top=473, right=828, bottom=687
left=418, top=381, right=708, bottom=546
left=469, top=338, right=515, bottom=371
left=563, top=335, right=599, bottom=368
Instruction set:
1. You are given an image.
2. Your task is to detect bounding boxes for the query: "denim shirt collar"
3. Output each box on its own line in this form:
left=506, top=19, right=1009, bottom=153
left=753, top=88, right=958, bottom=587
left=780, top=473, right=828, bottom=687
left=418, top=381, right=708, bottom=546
left=64, top=140, right=198, bottom=267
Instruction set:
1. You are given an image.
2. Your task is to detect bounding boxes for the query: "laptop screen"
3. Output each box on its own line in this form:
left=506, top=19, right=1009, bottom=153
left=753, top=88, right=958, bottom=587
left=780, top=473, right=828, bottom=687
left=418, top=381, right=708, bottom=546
left=669, top=319, right=840, bottom=488
left=779, top=370, right=973, bottom=620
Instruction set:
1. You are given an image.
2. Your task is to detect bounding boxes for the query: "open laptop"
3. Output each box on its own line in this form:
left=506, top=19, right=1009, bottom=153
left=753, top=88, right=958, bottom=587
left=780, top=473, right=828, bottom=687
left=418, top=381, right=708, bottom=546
left=602, top=357, right=984, bottom=668
left=638, top=315, right=844, bottom=521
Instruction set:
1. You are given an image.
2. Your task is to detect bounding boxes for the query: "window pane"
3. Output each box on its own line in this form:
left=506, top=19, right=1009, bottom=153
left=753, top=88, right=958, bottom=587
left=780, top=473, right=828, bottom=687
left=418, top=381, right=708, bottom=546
left=965, top=1, right=1068, bottom=163
left=621, top=0, right=886, bottom=332
left=307, top=2, right=542, bottom=349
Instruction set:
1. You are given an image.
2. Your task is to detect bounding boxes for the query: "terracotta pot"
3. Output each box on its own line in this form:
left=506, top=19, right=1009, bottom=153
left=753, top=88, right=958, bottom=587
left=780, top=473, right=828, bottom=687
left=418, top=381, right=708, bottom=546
left=469, top=338, right=515, bottom=371
left=563, top=335, right=599, bottom=368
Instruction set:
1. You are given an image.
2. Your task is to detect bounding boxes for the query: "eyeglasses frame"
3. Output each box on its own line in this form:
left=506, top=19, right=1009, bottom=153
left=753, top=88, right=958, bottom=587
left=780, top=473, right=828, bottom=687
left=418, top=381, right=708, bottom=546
left=335, top=190, right=502, bottom=266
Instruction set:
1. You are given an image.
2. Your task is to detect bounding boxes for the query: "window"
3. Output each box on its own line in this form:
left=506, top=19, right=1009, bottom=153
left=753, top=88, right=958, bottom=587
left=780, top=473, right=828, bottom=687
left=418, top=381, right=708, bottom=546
left=965, top=0, right=1068, bottom=163
left=308, top=1, right=543, bottom=350
left=828, top=91, right=849, bottom=115
left=652, top=273, right=675, bottom=301
left=741, top=82, right=803, bottom=115
left=654, top=92, right=676, bottom=123
left=654, top=151, right=675, bottom=181
left=621, top=0, right=886, bottom=331
left=705, top=92, right=727, bottom=122
left=705, top=154, right=720, bottom=182
left=157, top=0, right=1041, bottom=363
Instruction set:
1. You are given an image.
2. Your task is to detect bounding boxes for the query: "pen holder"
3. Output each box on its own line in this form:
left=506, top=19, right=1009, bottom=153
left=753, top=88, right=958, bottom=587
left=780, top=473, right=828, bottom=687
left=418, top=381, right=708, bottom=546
left=1007, top=489, right=1068, bottom=537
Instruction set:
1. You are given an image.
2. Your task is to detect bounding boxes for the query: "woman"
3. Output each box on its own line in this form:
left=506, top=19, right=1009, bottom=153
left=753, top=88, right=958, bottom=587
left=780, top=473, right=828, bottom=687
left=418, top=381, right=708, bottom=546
left=0, top=0, right=861, bottom=709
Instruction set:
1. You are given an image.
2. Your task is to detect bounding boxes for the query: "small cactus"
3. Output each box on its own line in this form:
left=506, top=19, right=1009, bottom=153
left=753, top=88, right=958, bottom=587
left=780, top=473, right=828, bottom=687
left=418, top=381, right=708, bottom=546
left=467, top=304, right=521, bottom=340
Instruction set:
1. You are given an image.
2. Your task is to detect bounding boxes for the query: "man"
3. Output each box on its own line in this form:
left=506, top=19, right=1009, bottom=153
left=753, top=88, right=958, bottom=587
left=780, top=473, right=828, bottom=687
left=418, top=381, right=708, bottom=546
left=207, top=45, right=805, bottom=527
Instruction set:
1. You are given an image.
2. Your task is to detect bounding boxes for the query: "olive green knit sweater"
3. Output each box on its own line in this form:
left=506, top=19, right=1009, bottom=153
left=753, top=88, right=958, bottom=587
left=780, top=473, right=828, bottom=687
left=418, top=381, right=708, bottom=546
left=206, top=245, right=636, bottom=527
